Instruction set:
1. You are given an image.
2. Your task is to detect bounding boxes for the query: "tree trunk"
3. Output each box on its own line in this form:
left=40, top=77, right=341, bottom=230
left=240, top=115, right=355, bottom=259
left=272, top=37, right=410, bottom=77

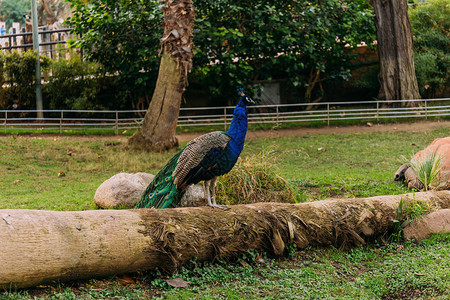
left=1, top=191, right=449, bottom=289
left=128, top=0, right=195, bottom=151
left=370, top=0, right=421, bottom=106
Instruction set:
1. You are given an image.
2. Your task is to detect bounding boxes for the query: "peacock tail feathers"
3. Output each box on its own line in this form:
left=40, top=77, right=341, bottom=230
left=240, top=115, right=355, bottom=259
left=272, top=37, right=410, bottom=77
left=134, top=149, right=185, bottom=209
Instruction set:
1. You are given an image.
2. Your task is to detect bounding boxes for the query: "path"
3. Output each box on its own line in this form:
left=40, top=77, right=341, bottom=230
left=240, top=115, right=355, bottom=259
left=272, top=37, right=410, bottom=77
left=177, top=120, right=450, bottom=142
left=1, top=120, right=448, bottom=142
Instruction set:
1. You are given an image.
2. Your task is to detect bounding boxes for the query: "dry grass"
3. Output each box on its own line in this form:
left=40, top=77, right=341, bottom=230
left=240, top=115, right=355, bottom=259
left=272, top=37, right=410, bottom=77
left=216, top=150, right=296, bottom=205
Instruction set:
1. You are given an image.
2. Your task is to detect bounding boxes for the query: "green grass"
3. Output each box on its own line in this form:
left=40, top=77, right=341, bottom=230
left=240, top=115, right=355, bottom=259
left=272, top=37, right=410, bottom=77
left=2, top=235, right=448, bottom=299
left=0, top=127, right=449, bottom=299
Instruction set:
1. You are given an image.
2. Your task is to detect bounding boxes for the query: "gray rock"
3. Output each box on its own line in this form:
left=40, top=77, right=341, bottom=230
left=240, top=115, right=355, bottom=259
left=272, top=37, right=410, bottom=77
left=94, top=172, right=206, bottom=209
left=180, top=184, right=207, bottom=207
left=94, top=172, right=154, bottom=209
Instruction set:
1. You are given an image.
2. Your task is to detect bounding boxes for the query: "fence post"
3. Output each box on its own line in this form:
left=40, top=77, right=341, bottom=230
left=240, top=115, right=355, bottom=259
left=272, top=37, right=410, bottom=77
left=425, top=100, right=428, bottom=120
left=327, top=103, right=330, bottom=126
left=276, top=105, right=279, bottom=127
left=224, top=107, right=227, bottom=131
left=115, top=111, right=119, bottom=135
left=4, top=111, right=7, bottom=134
left=60, top=111, right=63, bottom=135
left=376, top=102, right=379, bottom=122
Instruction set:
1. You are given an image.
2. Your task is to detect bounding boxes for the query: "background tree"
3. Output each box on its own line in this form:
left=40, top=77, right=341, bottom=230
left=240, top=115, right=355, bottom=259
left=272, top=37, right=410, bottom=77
left=127, top=0, right=195, bottom=151
left=192, top=0, right=376, bottom=104
left=68, top=0, right=375, bottom=106
left=37, top=0, right=69, bottom=25
left=370, top=0, right=421, bottom=105
left=0, top=0, right=29, bottom=28
left=68, top=0, right=375, bottom=150
left=67, top=0, right=162, bottom=110
left=409, top=0, right=449, bottom=99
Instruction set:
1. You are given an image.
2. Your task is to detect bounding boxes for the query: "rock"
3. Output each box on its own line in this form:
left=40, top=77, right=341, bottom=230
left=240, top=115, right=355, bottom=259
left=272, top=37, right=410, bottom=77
left=394, top=137, right=450, bottom=190
left=94, top=172, right=154, bottom=209
left=180, top=184, right=207, bottom=207
left=94, top=172, right=206, bottom=209
left=403, top=209, right=450, bottom=241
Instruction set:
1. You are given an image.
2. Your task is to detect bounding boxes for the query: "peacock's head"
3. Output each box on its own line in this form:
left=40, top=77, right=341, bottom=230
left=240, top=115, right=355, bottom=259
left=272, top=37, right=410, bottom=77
left=237, top=88, right=255, bottom=105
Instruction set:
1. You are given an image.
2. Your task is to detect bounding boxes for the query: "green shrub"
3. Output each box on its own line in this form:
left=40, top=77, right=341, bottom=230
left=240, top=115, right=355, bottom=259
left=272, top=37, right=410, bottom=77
left=0, top=51, right=50, bottom=110
left=43, top=51, right=121, bottom=110
left=409, top=0, right=450, bottom=97
left=0, top=50, right=135, bottom=111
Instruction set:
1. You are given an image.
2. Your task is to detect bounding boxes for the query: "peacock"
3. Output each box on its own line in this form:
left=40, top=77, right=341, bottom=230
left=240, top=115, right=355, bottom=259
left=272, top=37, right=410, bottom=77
left=135, top=89, right=255, bottom=209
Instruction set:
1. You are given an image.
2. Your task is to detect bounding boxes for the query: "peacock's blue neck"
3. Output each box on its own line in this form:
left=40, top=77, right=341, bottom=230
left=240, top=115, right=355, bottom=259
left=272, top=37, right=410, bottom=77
left=226, top=98, right=248, bottom=156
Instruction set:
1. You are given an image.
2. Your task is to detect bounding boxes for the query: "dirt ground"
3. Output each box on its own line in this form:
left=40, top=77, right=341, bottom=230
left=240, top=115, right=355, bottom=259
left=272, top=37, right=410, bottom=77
left=2, top=119, right=448, bottom=142
left=178, top=119, right=450, bottom=142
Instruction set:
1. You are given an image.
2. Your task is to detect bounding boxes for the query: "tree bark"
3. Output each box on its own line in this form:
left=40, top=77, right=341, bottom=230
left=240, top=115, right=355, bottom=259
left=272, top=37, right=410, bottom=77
left=370, top=0, right=421, bottom=106
left=128, top=0, right=195, bottom=151
left=1, top=191, right=449, bottom=289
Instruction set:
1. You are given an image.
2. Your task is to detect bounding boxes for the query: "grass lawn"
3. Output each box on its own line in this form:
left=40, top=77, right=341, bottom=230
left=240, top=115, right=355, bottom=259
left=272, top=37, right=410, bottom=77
left=0, top=126, right=449, bottom=299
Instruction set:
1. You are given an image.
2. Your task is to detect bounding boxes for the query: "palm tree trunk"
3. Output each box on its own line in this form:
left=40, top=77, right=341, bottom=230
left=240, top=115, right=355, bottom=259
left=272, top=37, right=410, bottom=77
left=1, top=191, right=449, bottom=289
left=128, top=0, right=195, bottom=151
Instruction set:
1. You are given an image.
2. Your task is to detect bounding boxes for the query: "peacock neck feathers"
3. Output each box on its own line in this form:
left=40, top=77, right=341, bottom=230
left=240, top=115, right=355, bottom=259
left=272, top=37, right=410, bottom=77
left=226, top=97, right=249, bottom=156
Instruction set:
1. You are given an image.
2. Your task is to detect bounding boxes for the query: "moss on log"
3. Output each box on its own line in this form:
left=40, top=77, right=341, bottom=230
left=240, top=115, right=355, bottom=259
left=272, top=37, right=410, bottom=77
left=1, top=191, right=449, bottom=289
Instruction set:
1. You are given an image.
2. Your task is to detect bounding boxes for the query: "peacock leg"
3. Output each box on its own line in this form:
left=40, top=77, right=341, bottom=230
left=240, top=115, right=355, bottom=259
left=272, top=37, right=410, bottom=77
left=209, top=177, right=230, bottom=210
left=204, top=180, right=212, bottom=206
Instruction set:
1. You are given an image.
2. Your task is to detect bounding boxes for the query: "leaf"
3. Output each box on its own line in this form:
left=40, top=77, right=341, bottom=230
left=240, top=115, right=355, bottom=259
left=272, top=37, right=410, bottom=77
left=119, top=275, right=135, bottom=285
left=166, top=278, right=189, bottom=288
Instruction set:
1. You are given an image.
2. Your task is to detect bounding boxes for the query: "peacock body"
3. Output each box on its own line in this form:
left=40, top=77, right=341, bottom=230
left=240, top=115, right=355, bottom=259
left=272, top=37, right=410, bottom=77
left=135, top=92, right=254, bottom=209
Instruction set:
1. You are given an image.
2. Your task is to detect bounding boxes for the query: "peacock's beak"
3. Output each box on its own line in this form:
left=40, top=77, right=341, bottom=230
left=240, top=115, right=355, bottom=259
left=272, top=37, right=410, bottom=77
left=244, top=96, right=256, bottom=105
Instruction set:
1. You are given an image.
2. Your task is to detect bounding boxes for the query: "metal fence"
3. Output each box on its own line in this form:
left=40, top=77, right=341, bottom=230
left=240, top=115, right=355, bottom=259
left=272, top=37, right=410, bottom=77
left=0, top=98, right=449, bottom=135
left=0, top=28, right=72, bottom=58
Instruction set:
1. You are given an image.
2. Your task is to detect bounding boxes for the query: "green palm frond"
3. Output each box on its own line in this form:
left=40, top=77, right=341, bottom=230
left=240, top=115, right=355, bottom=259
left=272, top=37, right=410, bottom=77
left=409, top=150, right=443, bottom=191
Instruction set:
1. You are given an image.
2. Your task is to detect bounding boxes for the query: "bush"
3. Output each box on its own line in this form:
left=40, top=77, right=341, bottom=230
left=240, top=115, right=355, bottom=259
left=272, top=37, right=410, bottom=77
left=0, top=50, right=135, bottom=111
left=43, top=51, right=127, bottom=110
left=409, top=0, right=450, bottom=97
left=0, top=51, right=50, bottom=110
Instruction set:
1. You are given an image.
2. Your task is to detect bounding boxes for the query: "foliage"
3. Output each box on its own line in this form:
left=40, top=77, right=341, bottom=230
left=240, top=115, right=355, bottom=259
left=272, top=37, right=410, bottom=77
left=192, top=0, right=376, bottom=103
left=0, top=50, right=132, bottom=111
left=408, top=150, right=443, bottom=191
left=409, top=0, right=450, bottom=97
left=66, top=0, right=162, bottom=106
left=216, top=149, right=296, bottom=205
left=0, top=0, right=29, bottom=28
left=44, top=50, right=127, bottom=110
left=0, top=50, right=50, bottom=110
left=66, top=0, right=376, bottom=105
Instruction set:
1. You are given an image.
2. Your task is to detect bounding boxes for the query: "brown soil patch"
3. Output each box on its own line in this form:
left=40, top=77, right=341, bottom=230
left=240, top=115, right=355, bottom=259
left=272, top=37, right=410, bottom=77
left=0, top=120, right=448, bottom=143
left=178, top=120, right=450, bottom=142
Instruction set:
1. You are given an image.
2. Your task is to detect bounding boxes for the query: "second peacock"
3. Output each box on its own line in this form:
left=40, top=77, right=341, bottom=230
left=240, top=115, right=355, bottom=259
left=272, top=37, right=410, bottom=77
left=135, top=89, right=255, bottom=209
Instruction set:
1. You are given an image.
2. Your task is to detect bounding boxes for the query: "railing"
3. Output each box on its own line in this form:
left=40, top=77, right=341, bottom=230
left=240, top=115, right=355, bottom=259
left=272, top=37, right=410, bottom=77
left=0, top=28, right=73, bottom=58
left=0, top=98, right=449, bottom=135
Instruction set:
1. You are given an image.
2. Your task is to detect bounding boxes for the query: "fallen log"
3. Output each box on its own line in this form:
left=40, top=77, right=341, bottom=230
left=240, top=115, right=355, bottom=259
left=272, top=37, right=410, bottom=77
left=1, top=191, right=449, bottom=289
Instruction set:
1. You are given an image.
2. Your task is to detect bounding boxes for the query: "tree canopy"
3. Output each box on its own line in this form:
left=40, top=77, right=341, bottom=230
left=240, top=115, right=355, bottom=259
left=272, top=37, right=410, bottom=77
left=67, top=0, right=162, bottom=103
left=67, top=0, right=376, bottom=104
left=0, top=0, right=29, bottom=28
left=409, top=0, right=449, bottom=98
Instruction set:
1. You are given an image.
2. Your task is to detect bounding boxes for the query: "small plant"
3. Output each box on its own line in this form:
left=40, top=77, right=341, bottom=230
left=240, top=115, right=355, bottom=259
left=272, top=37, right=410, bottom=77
left=392, top=195, right=439, bottom=236
left=408, top=150, right=443, bottom=191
